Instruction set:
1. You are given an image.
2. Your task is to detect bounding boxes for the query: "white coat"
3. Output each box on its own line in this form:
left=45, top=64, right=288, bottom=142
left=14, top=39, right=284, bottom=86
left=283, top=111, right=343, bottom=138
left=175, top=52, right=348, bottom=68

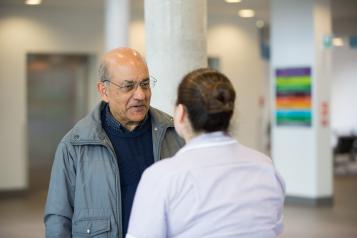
left=127, top=132, right=285, bottom=238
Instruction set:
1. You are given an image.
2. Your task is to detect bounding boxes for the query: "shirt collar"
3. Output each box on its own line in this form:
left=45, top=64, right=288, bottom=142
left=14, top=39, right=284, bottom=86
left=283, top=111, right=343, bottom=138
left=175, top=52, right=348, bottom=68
left=177, top=131, right=237, bottom=155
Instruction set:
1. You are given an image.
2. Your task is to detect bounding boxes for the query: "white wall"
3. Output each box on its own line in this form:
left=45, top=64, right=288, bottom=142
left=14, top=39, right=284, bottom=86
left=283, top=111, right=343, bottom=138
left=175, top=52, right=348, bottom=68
left=271, top=0, right=332, bottom=198
left=0, top=5, right=104, bottom=190
left=331, top=44, right=357, bottom=135
left=207, top=16, right=267, bottom=151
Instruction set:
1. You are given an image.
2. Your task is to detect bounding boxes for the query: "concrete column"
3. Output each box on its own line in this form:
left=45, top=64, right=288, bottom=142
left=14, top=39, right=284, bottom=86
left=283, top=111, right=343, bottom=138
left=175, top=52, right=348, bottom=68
left=145, top=0, right=207, bottom=114
left=271, top=0, right=333, bottom=205
left=105, top=0, right=129, bottom=50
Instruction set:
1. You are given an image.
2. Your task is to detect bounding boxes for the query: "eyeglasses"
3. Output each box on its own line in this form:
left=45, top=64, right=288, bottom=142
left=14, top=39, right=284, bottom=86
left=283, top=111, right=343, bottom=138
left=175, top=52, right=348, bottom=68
left=103, top=76, right=157, bottom=93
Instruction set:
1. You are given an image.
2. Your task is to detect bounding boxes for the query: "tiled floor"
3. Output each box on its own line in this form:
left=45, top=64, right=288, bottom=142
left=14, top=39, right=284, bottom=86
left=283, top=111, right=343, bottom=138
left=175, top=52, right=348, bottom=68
left=0, top=176, right=356, bottom=238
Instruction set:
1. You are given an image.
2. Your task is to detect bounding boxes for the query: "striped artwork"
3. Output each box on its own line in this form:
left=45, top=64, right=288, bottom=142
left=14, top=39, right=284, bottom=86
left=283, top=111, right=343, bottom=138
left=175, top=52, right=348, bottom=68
left=275, top=67, right=312, bottom=127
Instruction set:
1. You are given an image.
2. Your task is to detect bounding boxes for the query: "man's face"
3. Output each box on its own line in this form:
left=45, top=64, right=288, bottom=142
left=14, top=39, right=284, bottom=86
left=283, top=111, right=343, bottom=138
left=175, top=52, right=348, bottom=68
left=104, top=61, right=151, bottom=129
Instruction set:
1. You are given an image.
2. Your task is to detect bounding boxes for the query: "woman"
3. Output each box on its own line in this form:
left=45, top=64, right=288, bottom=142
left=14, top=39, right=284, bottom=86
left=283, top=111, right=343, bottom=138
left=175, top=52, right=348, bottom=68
left=126, top=68, right=285, bottom=238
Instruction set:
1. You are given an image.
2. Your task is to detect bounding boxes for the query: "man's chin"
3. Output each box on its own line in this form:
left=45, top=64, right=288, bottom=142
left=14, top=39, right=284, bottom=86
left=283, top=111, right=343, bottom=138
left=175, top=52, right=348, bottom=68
left=128, top=108, right=148, bottom=122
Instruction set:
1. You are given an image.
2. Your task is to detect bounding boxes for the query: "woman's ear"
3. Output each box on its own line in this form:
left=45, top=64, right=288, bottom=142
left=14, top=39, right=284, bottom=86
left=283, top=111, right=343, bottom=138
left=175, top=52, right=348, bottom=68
left=174, top=104, right=186, bottom=139
left=97, top=81, right=109, bottom=103
left=176, top=104, right=186, bottom=123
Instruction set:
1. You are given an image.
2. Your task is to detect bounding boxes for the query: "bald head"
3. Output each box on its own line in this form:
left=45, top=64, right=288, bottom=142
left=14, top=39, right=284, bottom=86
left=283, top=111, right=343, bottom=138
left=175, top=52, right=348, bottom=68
left=97, top=48, right=151, bottom=131
left=99, top=48, right=148, bottom=83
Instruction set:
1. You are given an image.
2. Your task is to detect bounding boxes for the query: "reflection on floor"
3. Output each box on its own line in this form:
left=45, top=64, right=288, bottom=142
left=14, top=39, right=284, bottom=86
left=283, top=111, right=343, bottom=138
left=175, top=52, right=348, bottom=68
left=334, top=155, right=357, bottom=176
left=0, top=176, right=356, bottom=238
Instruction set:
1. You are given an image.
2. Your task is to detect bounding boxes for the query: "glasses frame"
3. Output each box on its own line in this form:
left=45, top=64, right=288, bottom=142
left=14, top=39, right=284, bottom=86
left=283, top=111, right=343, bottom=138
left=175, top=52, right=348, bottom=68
left=103, top=75, right=157, bottom=93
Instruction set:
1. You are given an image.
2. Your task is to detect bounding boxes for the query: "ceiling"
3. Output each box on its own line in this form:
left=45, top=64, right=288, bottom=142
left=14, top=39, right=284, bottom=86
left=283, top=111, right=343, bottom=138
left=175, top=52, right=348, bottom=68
left=0, top=0, right=356, bottom=21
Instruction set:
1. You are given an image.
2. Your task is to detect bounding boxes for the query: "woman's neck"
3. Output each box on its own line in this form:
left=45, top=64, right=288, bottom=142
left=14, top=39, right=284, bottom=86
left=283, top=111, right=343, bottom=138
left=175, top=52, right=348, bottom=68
left=183, top=130, right=202, bottom=143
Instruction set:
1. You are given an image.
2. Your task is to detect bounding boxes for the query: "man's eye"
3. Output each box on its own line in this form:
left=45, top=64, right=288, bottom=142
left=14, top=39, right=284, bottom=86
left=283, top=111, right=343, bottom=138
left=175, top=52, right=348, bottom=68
left=140, top=81, right=150, bottom=88
left=122, top=84, right=135, bottom=91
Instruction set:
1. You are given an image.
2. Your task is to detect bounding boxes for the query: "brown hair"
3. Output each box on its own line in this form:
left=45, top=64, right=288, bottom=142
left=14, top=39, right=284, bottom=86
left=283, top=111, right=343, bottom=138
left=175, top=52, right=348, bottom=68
left=177, top=68, right=236, bottom=133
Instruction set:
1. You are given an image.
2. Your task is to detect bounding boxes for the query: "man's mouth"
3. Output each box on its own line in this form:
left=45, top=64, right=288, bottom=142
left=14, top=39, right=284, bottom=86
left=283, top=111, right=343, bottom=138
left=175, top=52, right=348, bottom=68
left=129, top=104, right=147, bottom=111
left=130, top=104, right=146, bottom=108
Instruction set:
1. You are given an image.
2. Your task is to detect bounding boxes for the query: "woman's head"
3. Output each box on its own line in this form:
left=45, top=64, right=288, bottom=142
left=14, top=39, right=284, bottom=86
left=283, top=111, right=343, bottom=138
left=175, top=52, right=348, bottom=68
left=176, top=68, right=236, bottom=135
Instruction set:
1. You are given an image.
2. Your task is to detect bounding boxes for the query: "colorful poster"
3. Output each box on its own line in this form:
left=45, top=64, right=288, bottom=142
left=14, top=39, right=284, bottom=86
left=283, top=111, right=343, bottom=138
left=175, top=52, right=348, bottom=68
left=275, top=67, right=312, bottom=127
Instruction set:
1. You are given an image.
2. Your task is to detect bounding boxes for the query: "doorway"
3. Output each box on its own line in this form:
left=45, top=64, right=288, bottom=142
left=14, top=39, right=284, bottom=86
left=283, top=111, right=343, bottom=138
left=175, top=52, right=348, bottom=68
left=27, top=54, right=90, bottom=191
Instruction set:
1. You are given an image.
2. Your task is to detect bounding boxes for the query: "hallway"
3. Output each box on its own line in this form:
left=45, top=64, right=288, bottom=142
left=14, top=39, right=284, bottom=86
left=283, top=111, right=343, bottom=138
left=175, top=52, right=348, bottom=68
left=0, top=176, right=356, bottom=237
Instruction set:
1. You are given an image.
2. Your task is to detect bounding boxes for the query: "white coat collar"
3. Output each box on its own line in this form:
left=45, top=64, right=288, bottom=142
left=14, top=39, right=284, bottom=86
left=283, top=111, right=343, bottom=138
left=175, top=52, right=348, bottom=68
left=177, top=131, right=237, bottom=155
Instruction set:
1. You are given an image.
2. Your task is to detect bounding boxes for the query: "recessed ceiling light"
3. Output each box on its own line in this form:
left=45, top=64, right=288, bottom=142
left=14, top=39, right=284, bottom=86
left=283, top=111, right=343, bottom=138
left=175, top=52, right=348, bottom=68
left=332, top=37, right=344, bottom=47
left=25, top=0, right=42, bottom=5
left=238, top=9, right=255, bottom=18
left=256, top=20, right=265, bottom=28
left=225, top=0, right=242, bottom=3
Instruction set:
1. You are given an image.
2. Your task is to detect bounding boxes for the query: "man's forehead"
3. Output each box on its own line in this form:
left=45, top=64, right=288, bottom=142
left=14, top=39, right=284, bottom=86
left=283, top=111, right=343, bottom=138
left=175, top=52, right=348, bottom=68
left=103, top=48, right=146, bottom=67
left=108, top=63, right=148, bottom=82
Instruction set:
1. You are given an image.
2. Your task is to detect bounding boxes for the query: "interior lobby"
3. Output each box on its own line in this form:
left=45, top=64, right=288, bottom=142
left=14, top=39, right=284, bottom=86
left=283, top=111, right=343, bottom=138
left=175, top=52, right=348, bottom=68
left=0, top=0, right=357, bottom=237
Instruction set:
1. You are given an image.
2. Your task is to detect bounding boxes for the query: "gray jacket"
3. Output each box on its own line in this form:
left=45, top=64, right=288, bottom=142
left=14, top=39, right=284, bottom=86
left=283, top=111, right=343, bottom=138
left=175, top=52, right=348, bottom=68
left=44, top=102, right=184, bottom=238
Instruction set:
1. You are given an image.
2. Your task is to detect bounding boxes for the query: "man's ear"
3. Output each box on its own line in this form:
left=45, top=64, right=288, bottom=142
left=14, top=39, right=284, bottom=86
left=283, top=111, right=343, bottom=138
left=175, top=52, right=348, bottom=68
left=97, top=81, right=109, bottom=103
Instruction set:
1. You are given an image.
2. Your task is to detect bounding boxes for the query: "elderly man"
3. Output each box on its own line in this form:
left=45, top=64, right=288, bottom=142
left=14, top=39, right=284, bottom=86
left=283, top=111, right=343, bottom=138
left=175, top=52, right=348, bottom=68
left=44, top=48, right=184, bottom=238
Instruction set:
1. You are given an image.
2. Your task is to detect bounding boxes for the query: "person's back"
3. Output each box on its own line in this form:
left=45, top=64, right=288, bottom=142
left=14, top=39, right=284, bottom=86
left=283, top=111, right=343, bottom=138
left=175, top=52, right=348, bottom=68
left=128, top=132, right=284, bottom=238
left=127, top=68, right=285, bottom=238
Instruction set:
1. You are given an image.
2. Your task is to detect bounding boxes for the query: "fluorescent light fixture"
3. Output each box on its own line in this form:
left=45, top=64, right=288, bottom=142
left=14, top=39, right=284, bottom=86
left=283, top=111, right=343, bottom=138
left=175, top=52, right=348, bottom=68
left=256, top=20, right=264, bottom=28
left=333, top=37, right=344, bottom=47
left=238, top=9, right=255, bottom=18
left=225, top=0, right=242, bottom=3
left=25, top=0, right=42, bottom=5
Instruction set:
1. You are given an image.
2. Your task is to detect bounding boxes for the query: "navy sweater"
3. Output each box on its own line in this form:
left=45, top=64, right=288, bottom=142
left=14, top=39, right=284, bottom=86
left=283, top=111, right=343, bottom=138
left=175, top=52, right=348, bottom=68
left=101, top=105, right=154, bottom=235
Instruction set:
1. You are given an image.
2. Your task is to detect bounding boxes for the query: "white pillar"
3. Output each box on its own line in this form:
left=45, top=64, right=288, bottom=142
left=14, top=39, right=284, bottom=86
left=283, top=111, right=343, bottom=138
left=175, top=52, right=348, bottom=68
left=105, top=0, right=129, bottom=50
left=145, top=0, right=207, bottom=114
left=271, top=0, right=333, bottom=205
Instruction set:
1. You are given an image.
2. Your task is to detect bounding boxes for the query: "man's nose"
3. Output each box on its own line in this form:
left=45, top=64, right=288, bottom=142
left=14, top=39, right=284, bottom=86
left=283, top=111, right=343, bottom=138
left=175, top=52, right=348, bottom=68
left=132, top=85, right=146, bottom=100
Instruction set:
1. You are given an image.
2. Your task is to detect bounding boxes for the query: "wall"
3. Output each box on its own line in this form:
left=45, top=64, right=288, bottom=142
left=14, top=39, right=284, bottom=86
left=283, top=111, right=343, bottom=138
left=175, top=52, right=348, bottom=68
left=271, top=0, right=332, bottom=199
left=0, top=5, right=104, bottom=190
left=331, top=44, right=357, bottom=136
left=331, top=17, right=357, bottom=133
left=207, top=16, right=267, bottom=151
left=130, top=12, right=267, bottom=151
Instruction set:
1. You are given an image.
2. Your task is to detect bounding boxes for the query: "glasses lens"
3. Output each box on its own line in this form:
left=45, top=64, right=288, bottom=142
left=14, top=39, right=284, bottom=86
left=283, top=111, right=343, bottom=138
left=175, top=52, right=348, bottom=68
left=120, top=81, right=136, bottom=92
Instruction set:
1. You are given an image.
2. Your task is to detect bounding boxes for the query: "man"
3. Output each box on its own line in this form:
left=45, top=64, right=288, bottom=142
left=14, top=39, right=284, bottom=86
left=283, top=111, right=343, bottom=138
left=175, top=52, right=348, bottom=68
left=44, top=48, right=184, bottom=238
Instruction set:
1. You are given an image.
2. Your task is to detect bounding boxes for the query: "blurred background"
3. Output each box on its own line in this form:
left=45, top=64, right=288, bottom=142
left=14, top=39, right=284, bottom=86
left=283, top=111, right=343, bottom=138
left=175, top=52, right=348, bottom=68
left=0, top=0, right=356, bottom=237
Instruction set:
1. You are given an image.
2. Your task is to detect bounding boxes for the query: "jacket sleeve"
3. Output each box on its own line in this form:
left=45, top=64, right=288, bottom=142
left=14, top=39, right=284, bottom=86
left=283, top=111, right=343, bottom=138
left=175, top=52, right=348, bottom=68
left=160, top=127, right=185, bottom=159
left=44, top=141, right=76, bottom=238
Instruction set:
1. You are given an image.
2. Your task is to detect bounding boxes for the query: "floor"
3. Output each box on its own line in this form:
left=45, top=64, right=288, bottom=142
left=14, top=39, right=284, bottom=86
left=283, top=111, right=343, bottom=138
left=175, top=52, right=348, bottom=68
left=281, top=175, right=357, bottom=238
left=0, top=176, right=356, bottom=237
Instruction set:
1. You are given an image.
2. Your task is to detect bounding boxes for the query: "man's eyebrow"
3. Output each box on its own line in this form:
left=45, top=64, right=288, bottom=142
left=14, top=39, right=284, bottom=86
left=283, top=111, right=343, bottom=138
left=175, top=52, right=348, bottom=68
left=123, top=78, right=149, bottom=83
left=123, top=80, right=135, bottom=84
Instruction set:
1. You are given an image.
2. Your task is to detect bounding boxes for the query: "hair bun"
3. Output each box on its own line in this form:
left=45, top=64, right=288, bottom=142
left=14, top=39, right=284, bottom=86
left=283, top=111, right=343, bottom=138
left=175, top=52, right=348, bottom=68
left=177, top=68, right=236, bottom=132
left=206, top=86, right=234, bottom=114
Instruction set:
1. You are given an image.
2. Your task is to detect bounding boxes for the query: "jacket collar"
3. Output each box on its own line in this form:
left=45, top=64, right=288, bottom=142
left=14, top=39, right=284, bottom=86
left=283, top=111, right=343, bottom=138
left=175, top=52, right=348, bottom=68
left=69, top=101, right=174, bottom=144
